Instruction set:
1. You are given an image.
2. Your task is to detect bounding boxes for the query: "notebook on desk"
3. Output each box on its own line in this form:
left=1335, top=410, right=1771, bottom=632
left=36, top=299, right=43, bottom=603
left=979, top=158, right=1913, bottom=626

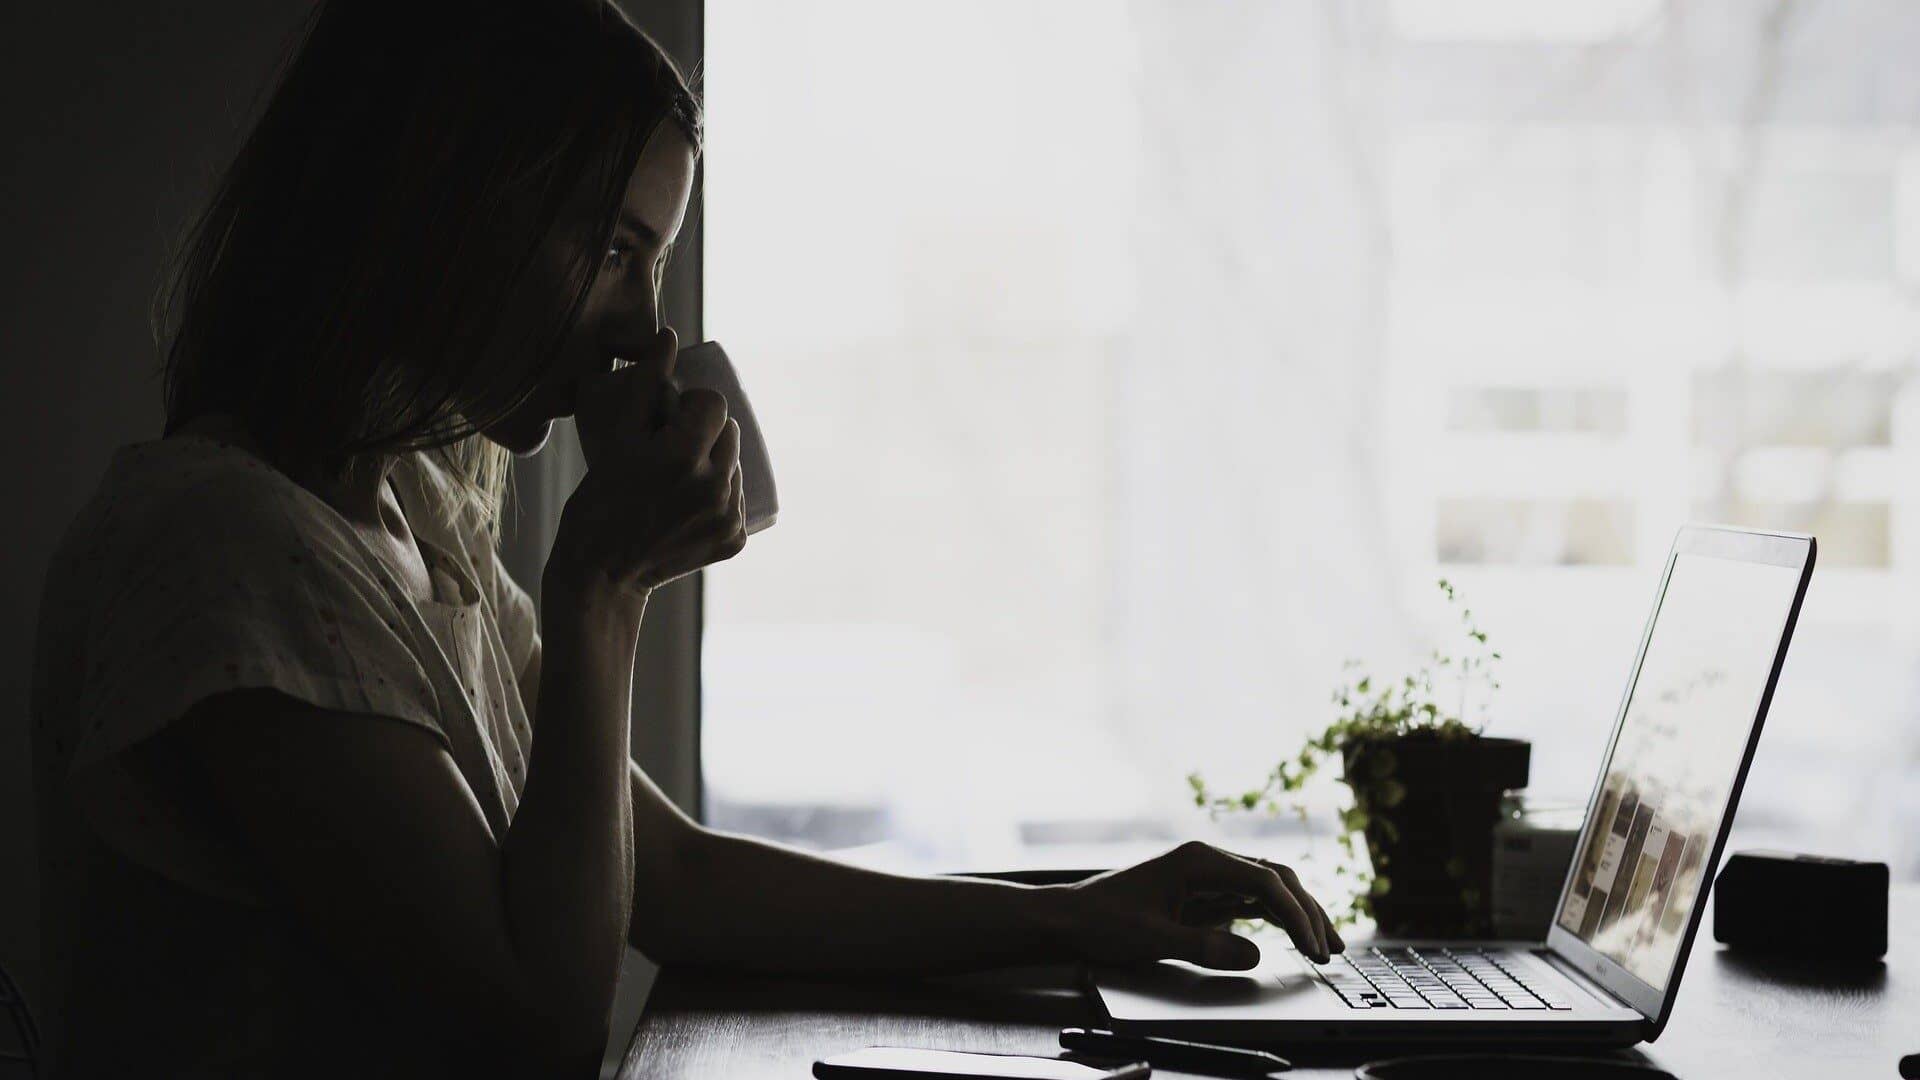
left=1089, top=525, right=1815, bottom=1049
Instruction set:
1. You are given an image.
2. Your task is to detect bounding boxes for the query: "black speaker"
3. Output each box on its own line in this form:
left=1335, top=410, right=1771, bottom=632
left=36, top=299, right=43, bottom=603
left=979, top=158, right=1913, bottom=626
left=1713, top=850, right=1888, bottom=962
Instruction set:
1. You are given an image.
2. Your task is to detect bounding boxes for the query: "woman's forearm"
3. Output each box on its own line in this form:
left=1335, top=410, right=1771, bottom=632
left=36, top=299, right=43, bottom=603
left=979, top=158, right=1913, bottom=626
left=638, top=825, right=1073, bottom=975
left=498, top=583, right=643, bottom=1053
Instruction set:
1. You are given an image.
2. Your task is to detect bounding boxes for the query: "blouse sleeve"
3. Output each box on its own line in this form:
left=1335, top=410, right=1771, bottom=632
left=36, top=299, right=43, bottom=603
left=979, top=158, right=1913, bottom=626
left=69, top=477, right=450, bottom=774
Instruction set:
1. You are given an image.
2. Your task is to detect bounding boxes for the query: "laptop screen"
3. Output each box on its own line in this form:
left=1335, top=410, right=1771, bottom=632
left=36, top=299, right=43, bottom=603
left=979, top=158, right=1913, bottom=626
left=1554, top=549, right=1803, bottom=992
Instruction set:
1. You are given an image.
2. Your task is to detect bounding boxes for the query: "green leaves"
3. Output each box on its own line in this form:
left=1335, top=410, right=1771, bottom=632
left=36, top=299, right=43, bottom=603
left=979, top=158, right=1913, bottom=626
left=1185, top=774, right=1206, bottom=804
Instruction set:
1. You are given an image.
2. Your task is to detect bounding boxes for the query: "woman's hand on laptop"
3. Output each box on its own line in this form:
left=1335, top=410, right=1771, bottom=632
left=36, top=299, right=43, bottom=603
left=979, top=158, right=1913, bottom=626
left=1052, top=841, right=1341, bottom=968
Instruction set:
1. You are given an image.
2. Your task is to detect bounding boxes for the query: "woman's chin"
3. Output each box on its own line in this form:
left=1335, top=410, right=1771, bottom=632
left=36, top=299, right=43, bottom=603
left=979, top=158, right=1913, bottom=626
left=481, top=416, right=555, bottom=458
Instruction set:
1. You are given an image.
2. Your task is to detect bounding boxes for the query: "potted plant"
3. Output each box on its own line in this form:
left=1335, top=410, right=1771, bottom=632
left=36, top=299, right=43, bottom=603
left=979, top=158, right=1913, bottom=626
left=1189, top=579, right=1529, bottom=938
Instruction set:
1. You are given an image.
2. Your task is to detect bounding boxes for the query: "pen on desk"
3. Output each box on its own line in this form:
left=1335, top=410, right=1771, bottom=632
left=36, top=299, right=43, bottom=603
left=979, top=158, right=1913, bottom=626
left=1060, top=1028, right=1291, bottom=1077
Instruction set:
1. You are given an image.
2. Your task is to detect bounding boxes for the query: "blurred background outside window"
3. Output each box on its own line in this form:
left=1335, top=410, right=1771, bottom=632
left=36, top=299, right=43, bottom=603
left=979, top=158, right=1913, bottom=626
left=700, top=0, right=1920, bottom=895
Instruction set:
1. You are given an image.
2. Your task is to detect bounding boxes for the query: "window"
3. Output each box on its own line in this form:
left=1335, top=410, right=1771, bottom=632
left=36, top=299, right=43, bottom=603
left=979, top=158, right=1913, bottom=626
left=701, top=1, right=1920, bottom=885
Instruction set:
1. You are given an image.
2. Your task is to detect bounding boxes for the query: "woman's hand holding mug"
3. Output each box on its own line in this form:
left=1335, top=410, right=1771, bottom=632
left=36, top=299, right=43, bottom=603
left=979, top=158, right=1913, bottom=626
left=547, top=327, right=747, bottom=608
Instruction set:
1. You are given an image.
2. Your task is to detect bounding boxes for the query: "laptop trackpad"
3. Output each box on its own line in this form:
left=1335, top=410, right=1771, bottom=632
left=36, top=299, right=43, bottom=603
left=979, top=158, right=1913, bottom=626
left=1093, top=954, right=1320, bottom=1014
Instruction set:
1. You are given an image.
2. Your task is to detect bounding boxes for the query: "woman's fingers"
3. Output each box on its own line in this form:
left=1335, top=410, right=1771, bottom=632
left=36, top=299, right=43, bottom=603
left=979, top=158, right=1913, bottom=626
left=577, top=328, right=680, bottom=469
left=601, top=331, right=675, bottom=384
left=666, top=387, right=729, bottom=463
left=1265, top=860, right=1342, bottom=954
left=558, top=326, right=760, bottom=595
left=1268, top=860, right=1337, bottom=961
left=1177, top=874, right=1343, bottom=957
left=1174, top=843, right=1327, bottom=962
left=668, top=462, right=748, bottom=564
left=1244, top=858, right=1331, bottom=960
left=1310, top=886, right=1345, bottom=953
left=715, top=461, right=746, bottom=555
left=709, top=416, right=741, bottom=476
left=729, top=459, right=745, bottom=534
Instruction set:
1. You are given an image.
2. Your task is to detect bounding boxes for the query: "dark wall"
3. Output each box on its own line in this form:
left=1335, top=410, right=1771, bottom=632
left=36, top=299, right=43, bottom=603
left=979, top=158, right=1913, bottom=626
left=1, top=0, right=323, bottom=1012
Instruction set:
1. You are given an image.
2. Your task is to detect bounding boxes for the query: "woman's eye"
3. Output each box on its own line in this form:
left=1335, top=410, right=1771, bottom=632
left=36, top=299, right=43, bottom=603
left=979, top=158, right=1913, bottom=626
left=604, top=242, right=667, bottom=284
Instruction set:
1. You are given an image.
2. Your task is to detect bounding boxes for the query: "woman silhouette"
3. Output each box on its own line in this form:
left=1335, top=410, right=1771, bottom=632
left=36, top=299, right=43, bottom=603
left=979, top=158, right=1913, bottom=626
left=28, top=1, right=1338, bottom=1074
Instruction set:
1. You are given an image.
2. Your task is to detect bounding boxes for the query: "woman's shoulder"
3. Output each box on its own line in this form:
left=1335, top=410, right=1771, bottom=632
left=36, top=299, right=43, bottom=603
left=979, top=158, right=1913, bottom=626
left=50, top=435, right=355, bottom=588
left=34, top=437, right=456, bottom=802
left=132, top=433, right=330, bottom=522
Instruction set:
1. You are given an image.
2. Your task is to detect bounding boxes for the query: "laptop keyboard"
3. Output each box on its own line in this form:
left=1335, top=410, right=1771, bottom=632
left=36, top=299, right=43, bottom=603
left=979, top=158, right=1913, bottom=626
left=1318, top=946, right=1574, bottom=1011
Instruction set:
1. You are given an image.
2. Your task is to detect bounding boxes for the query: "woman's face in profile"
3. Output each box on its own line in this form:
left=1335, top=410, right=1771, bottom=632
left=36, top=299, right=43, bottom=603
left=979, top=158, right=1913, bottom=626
left=480, top=125, right=696, bottom=456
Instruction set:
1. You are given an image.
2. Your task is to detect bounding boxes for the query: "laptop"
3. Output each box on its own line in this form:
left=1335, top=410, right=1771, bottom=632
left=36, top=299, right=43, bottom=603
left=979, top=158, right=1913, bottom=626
left=1090, top=524, right=1815, bottom=1047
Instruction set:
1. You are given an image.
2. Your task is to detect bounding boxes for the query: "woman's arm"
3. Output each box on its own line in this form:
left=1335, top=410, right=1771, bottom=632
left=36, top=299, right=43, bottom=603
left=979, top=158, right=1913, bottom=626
left=624, top=778, right=1053, bottom=973
left=532, top=331, right=1335, bottom=977
left=496, top=583, right=640, bottom=1038
left=621, top=760, right=1054, bottom=973
left=168, top=583, right=645, bottom=1072
left=623, top=760, right=1339, bottom=976
left=529, top=604, right=1336, bottom=974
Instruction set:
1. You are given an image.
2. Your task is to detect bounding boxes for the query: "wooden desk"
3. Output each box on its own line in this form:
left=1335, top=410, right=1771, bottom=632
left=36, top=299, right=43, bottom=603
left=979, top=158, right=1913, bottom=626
left=621, top=885, right=1916, bottom=1079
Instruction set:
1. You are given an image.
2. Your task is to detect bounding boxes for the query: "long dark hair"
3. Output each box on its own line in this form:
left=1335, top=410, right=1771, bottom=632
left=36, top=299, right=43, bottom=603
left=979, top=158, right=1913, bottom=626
left=154, top=0, right=701, bottom=537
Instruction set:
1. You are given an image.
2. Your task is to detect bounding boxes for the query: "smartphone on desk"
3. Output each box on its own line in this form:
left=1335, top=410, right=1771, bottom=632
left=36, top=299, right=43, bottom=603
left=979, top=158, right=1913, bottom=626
left=813, top=1047, right=1148, bottom=1080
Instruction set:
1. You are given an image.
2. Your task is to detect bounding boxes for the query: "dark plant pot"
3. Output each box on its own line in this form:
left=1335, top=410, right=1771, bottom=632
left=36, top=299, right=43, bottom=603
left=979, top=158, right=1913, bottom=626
left=1341, top=733, right=1531, bottom=938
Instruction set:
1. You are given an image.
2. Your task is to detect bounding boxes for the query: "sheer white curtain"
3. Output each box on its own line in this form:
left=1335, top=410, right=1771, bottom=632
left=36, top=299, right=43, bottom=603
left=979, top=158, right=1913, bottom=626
left=701, top=1, right=1414, bottom=868
left=1113, top=2, right=1407, bottom=794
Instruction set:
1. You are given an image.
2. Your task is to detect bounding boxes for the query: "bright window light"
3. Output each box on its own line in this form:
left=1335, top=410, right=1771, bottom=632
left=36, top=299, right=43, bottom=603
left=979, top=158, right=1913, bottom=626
left=701, top=1, right=1920, bottom=885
